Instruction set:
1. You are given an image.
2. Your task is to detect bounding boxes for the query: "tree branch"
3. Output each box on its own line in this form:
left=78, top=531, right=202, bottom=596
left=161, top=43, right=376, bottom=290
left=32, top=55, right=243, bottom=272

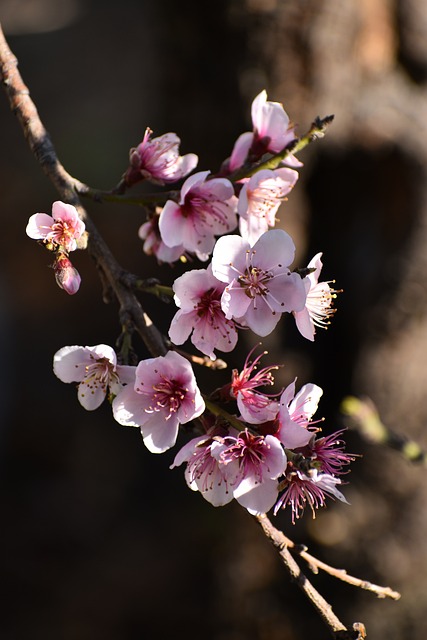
left=0, top=24, right=167, bottom=358
left=254, top=514, right=398, bottom=638
left=255, top=514, right=400, bottom=601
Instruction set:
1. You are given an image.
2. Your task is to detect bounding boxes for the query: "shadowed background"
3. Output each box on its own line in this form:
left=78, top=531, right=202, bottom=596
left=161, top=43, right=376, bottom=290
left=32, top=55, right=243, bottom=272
left=2, top=0, right=427, bottom=638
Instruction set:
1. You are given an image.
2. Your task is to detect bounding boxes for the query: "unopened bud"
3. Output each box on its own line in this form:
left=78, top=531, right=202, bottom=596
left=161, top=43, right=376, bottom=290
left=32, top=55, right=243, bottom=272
left=53, top=254, right=81, bottom=295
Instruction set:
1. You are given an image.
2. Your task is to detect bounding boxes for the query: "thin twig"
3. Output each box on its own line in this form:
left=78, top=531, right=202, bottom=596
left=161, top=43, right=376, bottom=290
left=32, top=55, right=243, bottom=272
left=229, top=114, right=334, bottom=183
left=76, top=181, right=176, bottom=207
left=265, top=518, right=401, bottom=600
left=255, top=514, right=368, bottom=639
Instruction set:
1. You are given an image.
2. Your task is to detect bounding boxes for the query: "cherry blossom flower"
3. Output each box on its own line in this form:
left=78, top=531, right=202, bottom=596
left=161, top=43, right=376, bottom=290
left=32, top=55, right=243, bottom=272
left=219, top=429, right=287, bottom=515
left=274, top=468, right=348, bottom=523
left=53, top=344, right=136, bottom=411
left=112, top=351, right=205, bottom=454
left=26, top=201, right=85, bottom=252
left=169, top=264, right=238, bottom=360
left=159, top=171, right=238, bottom=261
left=53, top=253, right=81, bottom=295
left=170, top=428, right=233, bottom=507
left=230, top=345, right=280, bottom=424
left=138, top=211, right=185, bottom=264
left=123, top=127, right=198, bottom=187
left=238, top=168, right=299, bottom=244
left=293, top=253, right=339, bottom=341
left=228, top=90, right=302, bottom=172
left=171, top=426, right=287, bottom=515
left=211, top=229, right=307, bottom=337
left=277, top=380, right=323, bottom=449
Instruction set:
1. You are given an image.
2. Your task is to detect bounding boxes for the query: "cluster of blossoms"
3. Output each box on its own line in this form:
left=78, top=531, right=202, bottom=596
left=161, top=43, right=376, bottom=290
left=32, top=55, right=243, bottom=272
left=27, top=90, right=351, bottom=522
left=53, top=343, right=353, bottom=520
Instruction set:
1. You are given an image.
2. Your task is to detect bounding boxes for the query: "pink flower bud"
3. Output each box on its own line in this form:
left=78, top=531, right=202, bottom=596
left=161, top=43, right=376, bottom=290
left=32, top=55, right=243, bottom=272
left=53, top=254, right=81, bottom=295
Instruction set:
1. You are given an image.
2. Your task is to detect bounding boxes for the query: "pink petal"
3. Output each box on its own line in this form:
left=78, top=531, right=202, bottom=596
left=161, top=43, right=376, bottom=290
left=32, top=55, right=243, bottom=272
left=51, top=201, right=79, bottom=224
left=294, top=307, right=315, bottom=341
left=221, top=282, right=251, bottom=320
left=116, top=365, right=137, bottom=386
left=290, top=383, right=323, bottom=421
left=87, top=344, right=117, bottom=364
left=180, top=170, right=211, bottom=201
left=279, top=421, right=313, bottom=449
left=168, top=309, right=193, bottom=345
left=229, top=132, right=253, bottom=172
left=170, top=434, right=208, bottom=468
left=112, top=385, right=150, bottom=427
left=238, top=215, right=270, bottom=246
left=235, top=478, right=279, bottom=515
left=78, top=382, right=106, bottom=411
left=53, top=346, right=92, bottom=383
left=267, top=272, right=307, bottom=313
left=237, top=300, right=281, bottom=336
left=158, top=201, right=185, bottom=247
left=190, top=466, right=233, bottom=507
left=26, top=213, right=54, bottom=239
left=140, top=413, right=180, bottom=454
left=252, top=228, right=295, bottom=271
left=211, top=235, right=249, bottom=283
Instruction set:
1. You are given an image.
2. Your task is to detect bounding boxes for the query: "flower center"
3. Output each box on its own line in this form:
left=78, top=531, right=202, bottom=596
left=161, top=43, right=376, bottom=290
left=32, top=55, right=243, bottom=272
left=82, top=356, right=116, bottom=391
left=150, top=375, right=187, bottom=418
left=197, top=288, right=222, bottom=319
left=238, top=265, right=272, bottom=299
left=221, top=430, right=268, bottom=484
left=49, top=220, right=74, bottom=245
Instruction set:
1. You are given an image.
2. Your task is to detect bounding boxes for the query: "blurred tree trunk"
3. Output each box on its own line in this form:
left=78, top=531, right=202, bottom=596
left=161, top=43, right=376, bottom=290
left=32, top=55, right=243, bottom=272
left=229, top=1, right=427, bottom=637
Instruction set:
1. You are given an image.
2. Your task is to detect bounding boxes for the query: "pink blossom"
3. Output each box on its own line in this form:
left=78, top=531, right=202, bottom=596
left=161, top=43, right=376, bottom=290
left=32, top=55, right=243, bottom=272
left=238, top=168, right=299, bottom=244
left=112, top=351, right=205, bottom=453
left=219, top=429, right=287, bottom=515
left=211, top=229, right=307, bottom=337
left=124, top=128, right=198, bottom=186
left=228, top=91, right=302, bottom=171
left=138, top=213, right=185, bottom=264
left=170, top=428, right=233, bottom=507
left=274, top=468, right=348, bottom=524
left=53, top=344, right=136, bottom=411
left=277, top=381, right=323, bottom=449
left=53, top=253, right=81, bottom=295
left=171, top=426, right=287, bottom=514
left=169, top=264, right=238, bottom=360
left=293, top=253, right=339, bottom=341
left=26, top=201, right=85, bottom=252
left=230, top=346, right=279, bottom=424
left=159, top=171, right=238, bottom=261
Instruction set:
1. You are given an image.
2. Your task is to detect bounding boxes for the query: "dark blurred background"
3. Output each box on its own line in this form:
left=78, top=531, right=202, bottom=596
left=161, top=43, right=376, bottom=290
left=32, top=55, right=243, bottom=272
left=2, top=1, right=427, bottom=638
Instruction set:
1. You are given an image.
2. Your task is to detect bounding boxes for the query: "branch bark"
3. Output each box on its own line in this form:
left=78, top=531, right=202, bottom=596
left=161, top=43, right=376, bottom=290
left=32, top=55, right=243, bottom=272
left=255, top=515, right=372, bottom=639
